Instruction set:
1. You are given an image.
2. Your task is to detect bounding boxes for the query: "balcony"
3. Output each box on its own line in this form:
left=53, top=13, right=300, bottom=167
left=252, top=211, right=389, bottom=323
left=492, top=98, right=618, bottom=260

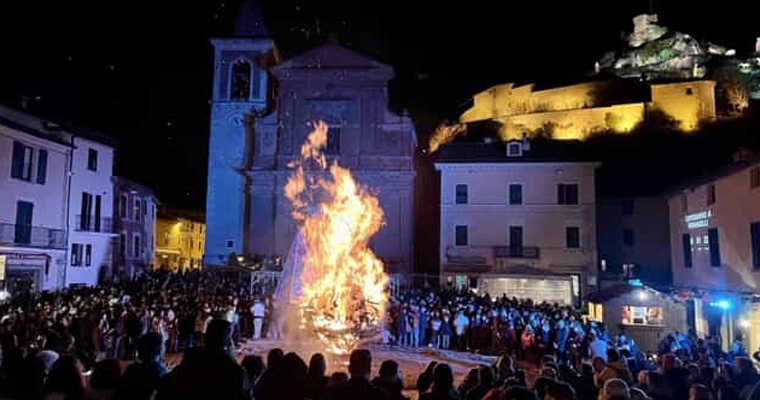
left=493, top=246, right=540, bottom=259
left=0, top=223, right=66, bottom=249
left=75, top=215, right=113, bottom=233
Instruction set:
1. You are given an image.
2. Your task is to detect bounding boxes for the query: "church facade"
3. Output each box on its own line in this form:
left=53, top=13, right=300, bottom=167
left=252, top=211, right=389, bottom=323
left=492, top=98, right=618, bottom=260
left=203, top=10, right=416, bottom=273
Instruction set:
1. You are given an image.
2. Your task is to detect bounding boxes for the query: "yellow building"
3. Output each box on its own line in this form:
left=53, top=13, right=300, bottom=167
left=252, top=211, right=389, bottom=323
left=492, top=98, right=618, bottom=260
left=155, top=212, right=206, bottom=272
left=459, top=79, right=716, bottom=140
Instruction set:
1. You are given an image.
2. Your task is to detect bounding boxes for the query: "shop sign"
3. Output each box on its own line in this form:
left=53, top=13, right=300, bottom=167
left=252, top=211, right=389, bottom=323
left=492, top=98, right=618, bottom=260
left=685, top=209, right=712, bottom=229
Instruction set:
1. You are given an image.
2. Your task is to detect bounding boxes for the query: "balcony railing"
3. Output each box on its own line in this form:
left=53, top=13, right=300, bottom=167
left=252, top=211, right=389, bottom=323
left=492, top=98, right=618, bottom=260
left=493, top=246, right=540, bottom=259
left=75, top=215, right=113, bottom=233
left=0, top=223, right=66, bottom=249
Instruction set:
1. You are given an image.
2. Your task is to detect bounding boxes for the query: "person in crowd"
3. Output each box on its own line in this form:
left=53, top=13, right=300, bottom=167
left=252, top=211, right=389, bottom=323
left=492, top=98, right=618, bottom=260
left=326, top=349, right=388, bottom=400
left=371, top=360, right=408, bottom=400
left=155, top=319, right=250, bottom=400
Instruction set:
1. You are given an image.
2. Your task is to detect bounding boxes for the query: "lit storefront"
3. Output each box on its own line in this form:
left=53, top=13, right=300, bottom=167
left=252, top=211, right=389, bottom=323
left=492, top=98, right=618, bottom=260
left=442, top=266, right=581, bottom=307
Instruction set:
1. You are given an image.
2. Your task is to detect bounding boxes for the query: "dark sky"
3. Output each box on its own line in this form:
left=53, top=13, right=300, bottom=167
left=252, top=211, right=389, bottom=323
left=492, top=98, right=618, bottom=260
left=0, top=0, right=755, bottom=210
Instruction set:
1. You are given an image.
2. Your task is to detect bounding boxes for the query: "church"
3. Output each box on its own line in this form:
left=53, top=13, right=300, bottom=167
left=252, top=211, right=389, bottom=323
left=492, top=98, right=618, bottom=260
left=203, top=2, right=417, bottom=273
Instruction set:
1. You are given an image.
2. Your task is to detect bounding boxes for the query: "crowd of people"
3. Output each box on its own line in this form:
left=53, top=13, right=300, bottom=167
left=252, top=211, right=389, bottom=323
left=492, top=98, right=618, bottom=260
left=1, top=270, right=760, bottom=399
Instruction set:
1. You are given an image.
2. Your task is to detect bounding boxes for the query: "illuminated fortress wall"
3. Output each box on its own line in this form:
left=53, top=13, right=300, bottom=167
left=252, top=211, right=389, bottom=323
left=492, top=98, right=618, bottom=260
left=650, top=80, right=716, bottom=132
left=460, top=80, right=716, bottom=140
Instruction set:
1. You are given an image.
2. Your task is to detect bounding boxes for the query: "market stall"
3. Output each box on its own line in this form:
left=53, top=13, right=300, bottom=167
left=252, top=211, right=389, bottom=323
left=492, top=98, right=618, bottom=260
left=585, top=282, right=686, bottom=353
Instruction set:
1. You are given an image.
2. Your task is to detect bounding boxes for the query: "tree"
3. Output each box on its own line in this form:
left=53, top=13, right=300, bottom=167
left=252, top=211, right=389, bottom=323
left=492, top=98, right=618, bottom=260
left=724, top=77, right=750, bottom=117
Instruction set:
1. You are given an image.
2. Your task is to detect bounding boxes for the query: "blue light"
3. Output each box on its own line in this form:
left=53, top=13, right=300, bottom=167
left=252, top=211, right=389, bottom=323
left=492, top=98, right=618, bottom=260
left=710, top=300, right=731, bottom=310
left=628, top=279, right=643, bottom=287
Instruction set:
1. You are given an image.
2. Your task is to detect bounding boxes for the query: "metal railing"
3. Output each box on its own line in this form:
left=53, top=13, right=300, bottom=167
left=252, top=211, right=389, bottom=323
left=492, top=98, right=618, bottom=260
left=493, top=246, right=540, bottom=259
left=0, top=223, right=66, bottom=249
left=75, top=215, right=112, bottom=233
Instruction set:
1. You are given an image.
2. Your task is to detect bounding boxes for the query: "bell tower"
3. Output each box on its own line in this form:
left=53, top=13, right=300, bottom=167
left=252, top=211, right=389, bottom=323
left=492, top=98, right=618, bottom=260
left=203, top=1, right=279, bottom=266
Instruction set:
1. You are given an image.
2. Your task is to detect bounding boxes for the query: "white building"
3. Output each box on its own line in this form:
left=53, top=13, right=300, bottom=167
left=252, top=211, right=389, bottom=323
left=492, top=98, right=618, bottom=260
left=0, top=105, right=117, bottom=291
left=0, top=106, right=70, bottom=291
left=65, top=135, right=117, bottom=286
left=667, top=153, right=760, bottom=350
left=435, top=138, right=599, bottom=306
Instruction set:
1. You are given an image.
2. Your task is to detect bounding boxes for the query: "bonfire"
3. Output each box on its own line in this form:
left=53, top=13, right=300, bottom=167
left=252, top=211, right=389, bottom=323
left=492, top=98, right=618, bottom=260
left=284, top=121, right=388, bottom=356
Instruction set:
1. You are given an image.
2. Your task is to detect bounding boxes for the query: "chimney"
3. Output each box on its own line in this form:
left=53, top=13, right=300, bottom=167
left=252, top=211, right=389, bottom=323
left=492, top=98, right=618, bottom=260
left=521, top=132, right=531, bottom=151
left=18, top=95, right=29, bottom=110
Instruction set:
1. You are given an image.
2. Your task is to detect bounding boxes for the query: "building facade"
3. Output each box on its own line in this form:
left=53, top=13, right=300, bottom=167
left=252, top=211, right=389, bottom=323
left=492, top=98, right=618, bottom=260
left=156, top=212, right=205, bottom=272
left=434, top=139, right=599, bottom=306
left=0, top=106, right=69, bottom=291
left=668, top=156, right=760, bottom=350
left=597, top=196, right=672, bottom=285
left=204, top=7, right=416, bottom=272
left=65, top=136, right=117, bottom=286
left=112, top=177, right=159, bottom=280
left=0, top=105, right=118, bottom=290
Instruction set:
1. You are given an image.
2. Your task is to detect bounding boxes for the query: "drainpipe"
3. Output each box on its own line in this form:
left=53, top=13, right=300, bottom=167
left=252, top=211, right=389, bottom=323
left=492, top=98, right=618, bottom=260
left=62, top=141, right=74, bottom=288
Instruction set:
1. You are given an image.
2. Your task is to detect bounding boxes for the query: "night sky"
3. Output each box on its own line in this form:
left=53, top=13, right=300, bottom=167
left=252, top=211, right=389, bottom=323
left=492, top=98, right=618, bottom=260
left=0, top=0, right=755, bottom=210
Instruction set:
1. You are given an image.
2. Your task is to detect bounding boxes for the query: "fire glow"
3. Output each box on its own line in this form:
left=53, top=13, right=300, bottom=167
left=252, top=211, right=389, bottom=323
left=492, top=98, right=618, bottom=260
left=284, top=121, right=388, bottom=355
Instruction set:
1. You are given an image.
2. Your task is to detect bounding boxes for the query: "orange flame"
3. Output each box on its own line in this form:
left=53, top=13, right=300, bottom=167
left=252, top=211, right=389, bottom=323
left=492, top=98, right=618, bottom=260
left=284, top=121, right=388, bottom=354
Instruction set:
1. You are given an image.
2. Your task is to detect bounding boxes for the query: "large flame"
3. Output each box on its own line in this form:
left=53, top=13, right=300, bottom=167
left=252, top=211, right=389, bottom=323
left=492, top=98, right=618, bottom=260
left=284, top=121, right=388, bottom=355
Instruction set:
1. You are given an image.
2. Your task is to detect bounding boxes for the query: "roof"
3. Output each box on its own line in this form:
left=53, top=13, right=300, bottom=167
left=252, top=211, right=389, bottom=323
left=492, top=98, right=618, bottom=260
left=434, top=139, right=600, bottom=164
left=234, top=1, right=269, bottom=38
left=0, top=114, right=72, bottom=147
left=666, top=154, right=760, bottom=196
left=112, top=176, right=160, bottom=203
left=583, top=282, right=671, bottom=303
left=272, top=42, right=392, bottom=74
left=0, top=103, right=118, bottom=148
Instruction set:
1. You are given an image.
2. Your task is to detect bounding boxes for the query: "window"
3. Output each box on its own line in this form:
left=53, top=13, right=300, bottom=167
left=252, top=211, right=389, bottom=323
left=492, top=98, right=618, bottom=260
left=142, top=199, right=147, bottom=217
left=120, top=195, right=128, bottom=218
left=557, top=184, right=579, bottom=205
left=751, top=221, right=760, bottom=270
left=133, top=235, right=141, bottom=257
left=226, top=240, right=234, bottom=249
left=455, top=225, right=468, bottom=247
left=11, top=141, right=33, bottom=181
left=622, top=306, right=664, bottom=326
left=685, top=88, right=693, bottom=95
left=230, top=59, right=251, bottom=100
left=708, top=228, right=721, bottom=267
left=507, top=142, right=522, bottom=157
left=14, top=201, right=33, bottom=244
left=85, top=244, right=92, bottom=267
left=80, top=192, right=93, bottom=231
left=455, top=184, right=468, bottom=204
left=326, top=126, right=341, bottom=154
left=707, top=184, right=716, bottom=205
left=751, top=166, right=760, bottom=189
left=87, top=148, right=98, bottom=171
left=133, top=198, right=141, bottom=222
left=623, top=228, right=635, bottom=246
left=509, top=184, right=522, bottom=205
left=622, top=199, right=633, bottom=215
left=566, top=227, right=580, bottom=249
left=36, top=149, right=47, bottom=184
left=682, top=234, right=692, bottom=268
left=71, top=243, right=83, bottom=266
